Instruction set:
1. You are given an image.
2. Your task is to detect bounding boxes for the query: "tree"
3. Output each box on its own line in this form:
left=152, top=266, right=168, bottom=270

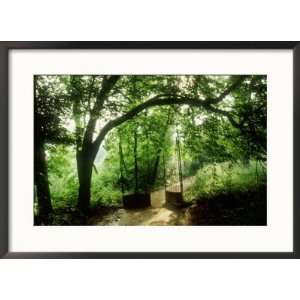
left=71, top=75, right=250, bottom=212
left=34, top=75, right=72, bottom=221
left=36, top=75, right=267, bottom=216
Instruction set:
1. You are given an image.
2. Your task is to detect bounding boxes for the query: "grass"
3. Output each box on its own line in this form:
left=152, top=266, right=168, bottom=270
left=184, top=160, right=266, bottom=202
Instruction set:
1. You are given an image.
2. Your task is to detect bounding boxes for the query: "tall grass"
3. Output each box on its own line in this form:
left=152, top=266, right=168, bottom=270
left=184, top=160, right=266, bottom=202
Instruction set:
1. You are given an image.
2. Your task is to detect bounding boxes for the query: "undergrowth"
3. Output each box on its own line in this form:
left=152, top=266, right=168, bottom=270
left=184, top=160, right=266, bottom=202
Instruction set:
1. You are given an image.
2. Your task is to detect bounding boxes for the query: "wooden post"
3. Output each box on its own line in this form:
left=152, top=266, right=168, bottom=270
left=162, top=150, right=167, bottom=192
left=176, top=130, right=183, bottom=194
left=118, top=135, right=125, bottom=195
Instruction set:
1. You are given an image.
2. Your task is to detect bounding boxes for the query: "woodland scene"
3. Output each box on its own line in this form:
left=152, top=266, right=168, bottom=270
left=34, top=75, right=267, bottom=226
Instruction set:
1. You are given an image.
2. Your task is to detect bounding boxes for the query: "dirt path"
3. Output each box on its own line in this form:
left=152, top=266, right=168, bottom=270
left=89, top=177, right=195, bottom=226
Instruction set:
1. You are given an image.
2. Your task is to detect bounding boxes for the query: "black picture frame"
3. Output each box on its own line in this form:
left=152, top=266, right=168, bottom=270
left=0, top=41, right=299, bottom=259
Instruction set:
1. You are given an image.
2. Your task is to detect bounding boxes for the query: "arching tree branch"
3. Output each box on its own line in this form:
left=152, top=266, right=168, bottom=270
left=92, top=96, right=240, bottom=154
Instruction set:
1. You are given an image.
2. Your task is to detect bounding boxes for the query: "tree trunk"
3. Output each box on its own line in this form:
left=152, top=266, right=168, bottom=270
left=35, top=139, right=52, bottom=221
left=77, top=148, right=95, bottom=213
left=74, top=76, right=121, bottom=213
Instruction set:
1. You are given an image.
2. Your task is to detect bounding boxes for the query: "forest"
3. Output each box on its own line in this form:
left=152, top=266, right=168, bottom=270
left=34, top=74, right=267, bottom=226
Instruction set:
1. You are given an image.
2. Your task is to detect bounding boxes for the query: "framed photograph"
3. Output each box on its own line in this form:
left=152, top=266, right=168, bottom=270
left=0, top=42, right=299, bottom=258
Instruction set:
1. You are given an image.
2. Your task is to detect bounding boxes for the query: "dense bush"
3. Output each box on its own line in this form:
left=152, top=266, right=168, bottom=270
left=91, top=164, right=122, bottom=207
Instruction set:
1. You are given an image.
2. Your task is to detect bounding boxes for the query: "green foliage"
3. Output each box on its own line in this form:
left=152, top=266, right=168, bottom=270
left=91, top=162, right=122, bottom=207
left=47, top=145, right=123, bottom=208
left=184, top=160, right=266, bottom=202
left=103, top=106, right=174, bottom=193
left=47, top=145, right=78, bottom=208
left=35, top=75, right=73, bottom=144
left=35, top=75, right=267, bottom=213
